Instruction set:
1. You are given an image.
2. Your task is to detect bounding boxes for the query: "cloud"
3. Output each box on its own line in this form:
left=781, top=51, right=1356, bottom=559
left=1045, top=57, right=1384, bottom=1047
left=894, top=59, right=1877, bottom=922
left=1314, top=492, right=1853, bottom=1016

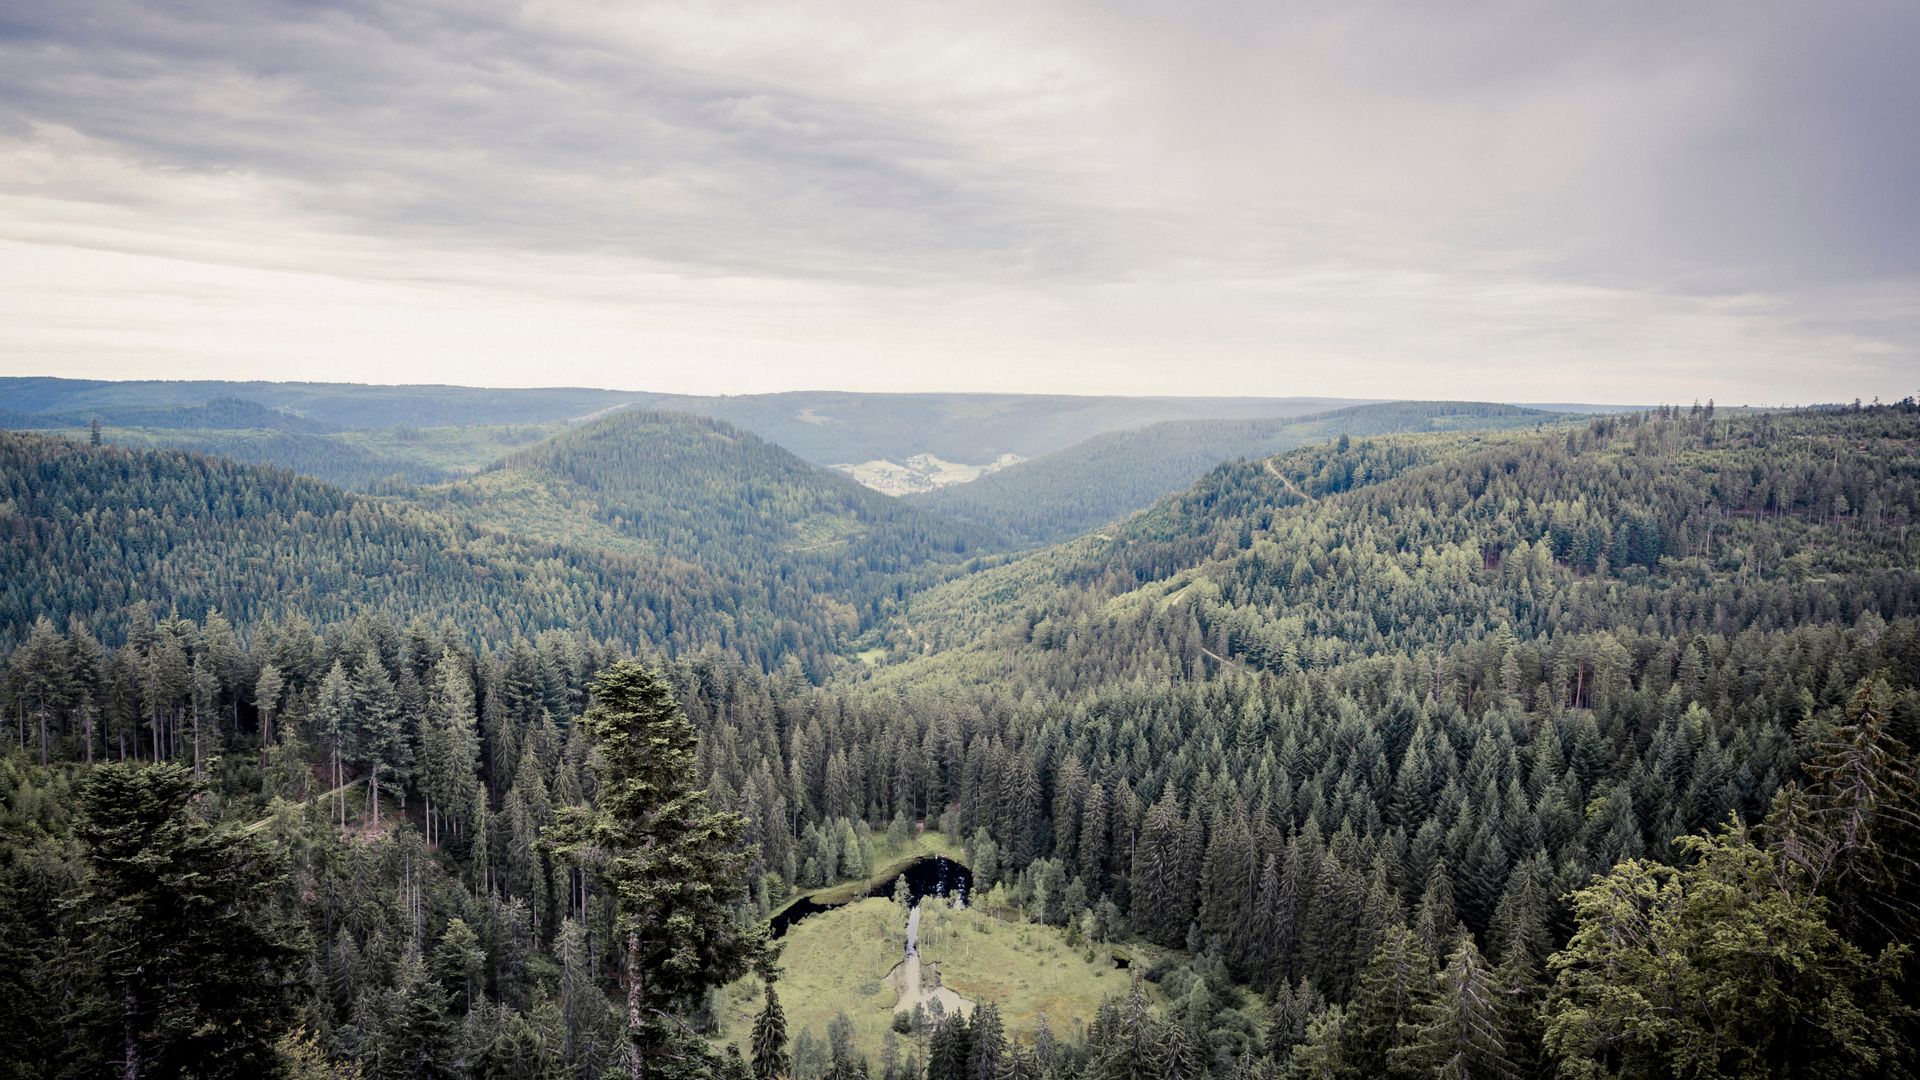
left=0, top=0, right=1914, bottom=402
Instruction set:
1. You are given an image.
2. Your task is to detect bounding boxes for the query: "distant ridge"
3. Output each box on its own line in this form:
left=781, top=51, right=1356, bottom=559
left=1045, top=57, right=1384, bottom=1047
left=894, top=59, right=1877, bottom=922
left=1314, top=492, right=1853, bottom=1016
left=909, top=401, right=1570, bottom=543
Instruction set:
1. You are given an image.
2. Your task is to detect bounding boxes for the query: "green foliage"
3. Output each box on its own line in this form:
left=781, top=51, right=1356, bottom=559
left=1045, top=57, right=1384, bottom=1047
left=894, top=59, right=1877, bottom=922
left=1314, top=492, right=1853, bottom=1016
left=71, top=762, right=308, bottom=1079
left=1543, top=821, right=1913, bottom=1079
left=5, top=400, right=1920, bottom=1080
left=582, top=660, right=765, bottom=1076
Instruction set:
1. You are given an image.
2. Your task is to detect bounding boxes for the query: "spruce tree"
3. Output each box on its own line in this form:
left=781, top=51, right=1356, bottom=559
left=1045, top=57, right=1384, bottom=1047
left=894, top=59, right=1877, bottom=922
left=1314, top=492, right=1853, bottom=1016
left=968, top=1001, right=1007, bottom=1080
left=72, top=762, right=306, bottom=1079
left=581, top=660, right=764, bottom=1080
left=1343, top=922, right=1435, bottom=1079
left=752, top=980, right=790, bottom=1080
left=1398, top=937, right=1514, bottom=1080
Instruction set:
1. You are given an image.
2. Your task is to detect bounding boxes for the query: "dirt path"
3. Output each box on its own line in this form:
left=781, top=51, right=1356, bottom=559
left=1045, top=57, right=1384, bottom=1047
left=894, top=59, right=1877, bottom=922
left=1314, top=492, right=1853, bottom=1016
left=889, top=903, right=972, bottom=1019
left=1264, top=456, right=1312, bottom=502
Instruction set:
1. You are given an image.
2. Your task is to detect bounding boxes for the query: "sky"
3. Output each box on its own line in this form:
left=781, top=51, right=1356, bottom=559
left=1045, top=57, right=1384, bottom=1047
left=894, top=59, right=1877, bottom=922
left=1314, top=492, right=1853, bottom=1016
left=0, top=1, right=1915, bottom=404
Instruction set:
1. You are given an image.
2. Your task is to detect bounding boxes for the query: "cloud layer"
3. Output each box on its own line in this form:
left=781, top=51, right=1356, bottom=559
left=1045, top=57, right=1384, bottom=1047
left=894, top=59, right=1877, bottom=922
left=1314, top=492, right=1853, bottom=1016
left=1, top=0, right=1915, bottom=402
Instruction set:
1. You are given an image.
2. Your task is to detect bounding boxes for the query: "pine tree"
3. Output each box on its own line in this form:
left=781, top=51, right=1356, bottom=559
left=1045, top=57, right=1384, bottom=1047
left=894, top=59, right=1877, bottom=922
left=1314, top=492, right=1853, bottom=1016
left=73, top=762, right=306, bottom=1079
left=752, top=980, right=790, bottom=1080
left=254, top=660, right=284, bottom=761
left=582, top=661, right=765, bottom=1080
left=1398, top=937, right=1514, bottom=1080
left=1544, top=823, right=1913, bottom=1080
left=826, top=1010, right=864, bottom=1080
left=316, top=660, right=354, bottom=826
left=432, top=917, right=485, bottom=1017
left=378, top=941, right=457, bottom=1079
left=350, top=645, right=406, bottom=829
left=1343, top=922, right=1435, bottom=1079
left=968, top=1001, right=1007, bottom=1080
left=1769, top=677, right=1920, bottom=948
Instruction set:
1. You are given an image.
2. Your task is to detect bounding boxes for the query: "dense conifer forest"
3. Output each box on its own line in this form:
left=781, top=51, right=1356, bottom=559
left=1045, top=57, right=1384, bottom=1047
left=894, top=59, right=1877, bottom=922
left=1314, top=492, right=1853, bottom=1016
left=3, top=399, right=1917, bottom=1079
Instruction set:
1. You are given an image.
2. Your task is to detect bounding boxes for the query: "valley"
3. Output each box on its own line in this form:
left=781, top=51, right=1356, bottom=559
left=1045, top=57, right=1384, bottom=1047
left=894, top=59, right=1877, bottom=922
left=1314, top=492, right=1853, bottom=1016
left=3, top=388, right=1917, bottom=1080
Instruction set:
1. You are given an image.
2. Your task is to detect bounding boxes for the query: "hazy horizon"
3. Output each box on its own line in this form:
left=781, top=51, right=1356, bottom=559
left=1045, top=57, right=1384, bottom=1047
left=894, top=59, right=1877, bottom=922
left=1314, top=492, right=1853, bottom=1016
left=0, top=372, right=1707, bottom=410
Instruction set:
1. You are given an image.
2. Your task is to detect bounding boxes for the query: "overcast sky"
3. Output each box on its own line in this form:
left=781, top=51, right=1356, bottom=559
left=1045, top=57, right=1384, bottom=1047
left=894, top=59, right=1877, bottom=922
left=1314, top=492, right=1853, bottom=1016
left=1, top=1, right=1915, bottom=403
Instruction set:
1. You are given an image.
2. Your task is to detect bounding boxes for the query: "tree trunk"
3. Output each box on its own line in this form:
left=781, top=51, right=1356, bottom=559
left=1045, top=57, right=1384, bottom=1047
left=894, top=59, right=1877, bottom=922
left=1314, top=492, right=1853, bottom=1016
left=38, top=698, right=48, bottom=767
left=627, top=932, right=645, bottom=1080
left=121, top=982, right=139, bottom=1080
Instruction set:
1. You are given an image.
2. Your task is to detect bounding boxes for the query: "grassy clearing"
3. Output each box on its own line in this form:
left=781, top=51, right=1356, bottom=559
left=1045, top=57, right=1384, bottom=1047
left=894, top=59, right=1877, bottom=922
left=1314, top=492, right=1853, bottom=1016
left=720, top=893, right=1139, bottom=1066
left=914, top=902, right=1136, bottom=1047
left=719, top=898, right=906, bottom=1063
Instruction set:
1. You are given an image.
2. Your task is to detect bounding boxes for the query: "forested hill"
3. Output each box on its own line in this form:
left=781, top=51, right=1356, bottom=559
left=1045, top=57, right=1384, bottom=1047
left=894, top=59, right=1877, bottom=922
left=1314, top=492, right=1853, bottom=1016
left=883, top=404, right=1920, bottom=689
left=908, top=401, right=1566, bottom=544
left=408, top=409, right=1008, bottom=620
left=0, top=428, right=928, bottom=672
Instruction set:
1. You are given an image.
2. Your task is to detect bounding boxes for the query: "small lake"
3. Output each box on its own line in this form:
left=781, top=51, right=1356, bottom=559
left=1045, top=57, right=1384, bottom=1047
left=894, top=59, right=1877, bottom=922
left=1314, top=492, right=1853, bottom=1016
left=769, top=855, right=973, bottom=939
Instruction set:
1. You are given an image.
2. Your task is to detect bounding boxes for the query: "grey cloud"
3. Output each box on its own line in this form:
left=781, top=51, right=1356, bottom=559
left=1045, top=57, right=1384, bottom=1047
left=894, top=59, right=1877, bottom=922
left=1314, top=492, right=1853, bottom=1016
left=0, top=0, right=1914, bottom=400
left=0, top=0, right=1114, bottom=282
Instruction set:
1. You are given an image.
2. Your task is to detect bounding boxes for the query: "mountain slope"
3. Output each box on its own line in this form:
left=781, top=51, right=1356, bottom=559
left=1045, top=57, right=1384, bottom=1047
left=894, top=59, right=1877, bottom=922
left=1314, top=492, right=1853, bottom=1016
left=908, top=401, right=1567, bottom=543
left=59, top=422, right=565, bottom=491
left=0, top=428, right=907, bottom=672
left=407, top=410, right=1010, bottom=641
left=874, top=405, right=1920, bottom=688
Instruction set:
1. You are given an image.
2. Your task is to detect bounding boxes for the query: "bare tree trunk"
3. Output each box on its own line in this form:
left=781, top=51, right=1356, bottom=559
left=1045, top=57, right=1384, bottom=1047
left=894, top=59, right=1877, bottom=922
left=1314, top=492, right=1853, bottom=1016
left=122, top=983, right=139, bottom=1080
left=38, top=698, right=48, bottom=767
left=627, top=933, right=646, bottom=1080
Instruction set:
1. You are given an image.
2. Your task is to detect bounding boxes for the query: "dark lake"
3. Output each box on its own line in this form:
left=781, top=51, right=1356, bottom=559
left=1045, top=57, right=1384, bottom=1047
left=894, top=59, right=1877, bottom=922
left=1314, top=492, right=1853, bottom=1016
left=769, top=855, right=973, bottom=939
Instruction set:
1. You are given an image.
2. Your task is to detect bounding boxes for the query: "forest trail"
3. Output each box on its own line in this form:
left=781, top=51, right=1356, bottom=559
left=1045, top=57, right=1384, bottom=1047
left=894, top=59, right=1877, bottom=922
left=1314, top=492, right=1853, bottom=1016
left=1263, top=456, right=1312, bottom=502
left=1197, top=644, right=1246, bottom=672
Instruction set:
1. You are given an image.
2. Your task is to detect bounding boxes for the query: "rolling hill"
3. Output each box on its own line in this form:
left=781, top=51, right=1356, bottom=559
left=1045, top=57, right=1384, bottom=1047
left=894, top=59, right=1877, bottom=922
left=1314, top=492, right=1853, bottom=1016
left=404, top=410, right=1011, bottom=647
left=907, top=401, right=1569, bottom=543
left=0, top=417, right=987, bottom=673
left=872, top=405, right=1920, bottom=689
left=0, top=377, right=633, bottom=429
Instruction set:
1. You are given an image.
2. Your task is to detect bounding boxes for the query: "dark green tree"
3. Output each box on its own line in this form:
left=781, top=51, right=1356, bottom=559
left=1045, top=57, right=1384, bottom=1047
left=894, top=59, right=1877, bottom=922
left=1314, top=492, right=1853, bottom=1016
left=71, top=762, right=306, bottom=1080
left=581, top=661, right=765, bottom=1080
left=1544, top=822, right=1913, bottom=1079
left=751, top=980, right=790, bottom=1080
left=1342, top=922, right=1435, bottom=1079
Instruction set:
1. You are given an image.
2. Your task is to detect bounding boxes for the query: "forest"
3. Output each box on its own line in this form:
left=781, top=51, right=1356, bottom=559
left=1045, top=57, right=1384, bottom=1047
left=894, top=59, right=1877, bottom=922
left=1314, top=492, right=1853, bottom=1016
left=2, top=400, right=1917, bottom=1080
